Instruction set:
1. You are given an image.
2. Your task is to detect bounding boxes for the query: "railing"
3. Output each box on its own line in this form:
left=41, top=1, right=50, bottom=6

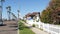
left=26, top=20, right=60, bottom=34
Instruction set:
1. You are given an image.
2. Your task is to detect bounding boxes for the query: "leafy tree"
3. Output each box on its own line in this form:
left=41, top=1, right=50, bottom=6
left=41, top=0, right=60, bottom=24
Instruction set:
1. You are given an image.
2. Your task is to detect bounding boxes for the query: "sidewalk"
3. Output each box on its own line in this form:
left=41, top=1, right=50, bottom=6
left=22, top=21, right=49, bottom=34
left=31, top=27, right=49, bottom=34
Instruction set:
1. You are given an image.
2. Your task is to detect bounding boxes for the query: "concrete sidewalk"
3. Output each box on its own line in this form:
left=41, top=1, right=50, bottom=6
left=26, top=24, right=49, bottom=34
left=31, top=27, right=49, bottom=34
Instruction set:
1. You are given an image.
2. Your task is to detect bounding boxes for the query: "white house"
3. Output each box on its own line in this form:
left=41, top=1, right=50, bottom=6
left=25, top=12, right=41, bottom=28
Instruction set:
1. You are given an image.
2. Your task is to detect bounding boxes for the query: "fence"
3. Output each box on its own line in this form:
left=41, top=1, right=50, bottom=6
left=42, top=23, right=60, bottom=34
left=26, top=20, right=60, bottom=34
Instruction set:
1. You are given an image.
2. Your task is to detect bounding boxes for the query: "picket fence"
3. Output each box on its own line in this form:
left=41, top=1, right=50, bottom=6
left=27, top=20, right=60, bottom=34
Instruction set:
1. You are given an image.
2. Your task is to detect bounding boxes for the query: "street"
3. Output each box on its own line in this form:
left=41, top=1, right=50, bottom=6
left=0, top=21, right=18, bottom=34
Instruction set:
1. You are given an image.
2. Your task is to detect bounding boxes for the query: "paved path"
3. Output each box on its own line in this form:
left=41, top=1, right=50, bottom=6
left=0, top=21, right=18, bottom=34
left=31, top=27, right=49, bottom=34
left=21, top=21, right=49, bottom=34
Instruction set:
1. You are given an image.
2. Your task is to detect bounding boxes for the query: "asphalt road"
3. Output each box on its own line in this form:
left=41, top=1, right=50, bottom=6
left=0, top=21, right=18, bottom=34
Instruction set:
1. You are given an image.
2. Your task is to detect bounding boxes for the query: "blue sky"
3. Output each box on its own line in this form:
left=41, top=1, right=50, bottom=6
left=2, top=0, right=50, bottom=19
left=2, top=0, right=20, bottom=19
left=20, top=0, right=50, bottom=17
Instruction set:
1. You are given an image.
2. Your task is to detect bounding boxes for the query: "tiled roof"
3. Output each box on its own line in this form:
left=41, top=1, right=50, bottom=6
left=25, top=12, right=40, bottom=17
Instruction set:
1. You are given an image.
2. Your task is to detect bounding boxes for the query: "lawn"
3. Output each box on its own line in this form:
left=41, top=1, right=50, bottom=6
left=19, top=20, right=35, bottom=34
left=19, top=27, right=35, bottom=34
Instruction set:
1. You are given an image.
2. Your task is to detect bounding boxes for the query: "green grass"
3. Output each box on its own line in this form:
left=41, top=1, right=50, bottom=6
left=19, top=27, right=35, bottom=34
left=19, top=20, right=35, bottom=34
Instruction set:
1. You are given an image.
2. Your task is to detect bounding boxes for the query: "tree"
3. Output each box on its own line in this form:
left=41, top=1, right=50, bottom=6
left=41, top=0, right=60, bottom=24
left=6, top=6, right=11, bottom=20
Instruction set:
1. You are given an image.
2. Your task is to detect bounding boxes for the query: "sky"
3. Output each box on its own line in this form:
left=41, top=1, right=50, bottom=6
left=2, top=0, right=50, bottom=19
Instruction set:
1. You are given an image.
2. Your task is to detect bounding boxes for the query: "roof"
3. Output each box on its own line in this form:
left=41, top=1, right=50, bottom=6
left=25, top=12, right=40, bottom=17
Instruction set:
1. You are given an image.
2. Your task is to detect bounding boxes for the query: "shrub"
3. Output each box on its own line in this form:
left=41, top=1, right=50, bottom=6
left=40, top=28, right=43, bottom=31
left=32, top=24, right=35, bottom=27
left=21, top=19, right=26, bottom=23
left=18, top=21, right=25, bottom=30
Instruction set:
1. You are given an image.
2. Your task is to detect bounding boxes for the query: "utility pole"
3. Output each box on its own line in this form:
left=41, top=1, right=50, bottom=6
left=17, top=10, right=20, bottom=19
left=0, top=0, right=5, bottom=25
left=6, top=6, right=11, bottom=21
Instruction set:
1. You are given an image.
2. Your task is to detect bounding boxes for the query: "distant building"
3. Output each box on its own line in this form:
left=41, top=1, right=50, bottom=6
left=25, top=12, right=41, bottom=27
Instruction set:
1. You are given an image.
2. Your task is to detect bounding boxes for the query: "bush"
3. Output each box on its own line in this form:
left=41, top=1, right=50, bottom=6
left=32, top=24, right=35, bottom=27
left=18, top=21, right=25, bottom=30
left=22, top=19, right=26, bottom=23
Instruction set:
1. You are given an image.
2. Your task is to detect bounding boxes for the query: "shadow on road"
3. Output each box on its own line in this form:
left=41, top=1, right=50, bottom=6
left=0, top=29, right=17, bottom=32
left=0, top=24, right=7, bottom=26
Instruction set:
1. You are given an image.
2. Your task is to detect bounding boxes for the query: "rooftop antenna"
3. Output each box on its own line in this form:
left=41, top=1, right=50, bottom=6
left=0, top=0, right=5, bottom=25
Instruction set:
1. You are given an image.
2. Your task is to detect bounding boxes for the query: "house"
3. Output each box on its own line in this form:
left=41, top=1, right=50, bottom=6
left=25, top=12, right=41, bottom=28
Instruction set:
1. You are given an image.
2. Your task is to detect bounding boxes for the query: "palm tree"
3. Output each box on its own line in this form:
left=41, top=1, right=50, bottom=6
left=17, top=10, right=20, bottom=19
left=0, top=0, right=5, bottom=6
left=0, top=0, right=5, bottom=2
left=6, top=6, right=11, bottom=20
left=6, top=6, right=11, bottom=11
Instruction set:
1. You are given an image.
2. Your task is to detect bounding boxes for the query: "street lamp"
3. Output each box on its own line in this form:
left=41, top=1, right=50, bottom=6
left=0, top=0, right=5, bottom=25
